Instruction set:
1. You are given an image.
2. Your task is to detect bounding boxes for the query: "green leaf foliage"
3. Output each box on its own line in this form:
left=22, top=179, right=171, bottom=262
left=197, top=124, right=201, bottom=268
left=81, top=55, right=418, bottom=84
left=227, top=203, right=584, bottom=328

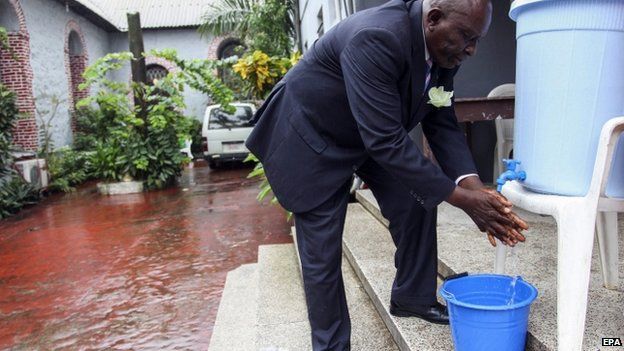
left=0, top=27, right=9, bottom=52
left=188, top=118, right=203, bottom=156
left=243, top=153, right=291, bottom=220
left=46, top=147, right=92, bottom=193
left=76, top=50, right=229, bottom=190
left=0, top=83, right=39, bottom=218
left=199, top=0, right=255, bottom=38
left=0, top=26, right=17, bottom=61
left=0, top=176, right=39, bottom=219
left=0, top=84, right=19, bottom=177
left=150, top=49, right=235, bottom=113
left=199, top=0, right=295, bottom=57
left=231, top=50, right=298, bottom=99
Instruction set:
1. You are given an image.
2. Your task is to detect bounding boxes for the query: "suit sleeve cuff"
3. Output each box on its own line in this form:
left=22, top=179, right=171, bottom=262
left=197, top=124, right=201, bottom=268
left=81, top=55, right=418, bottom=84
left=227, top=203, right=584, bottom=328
left=455, top=173, right=479, bottom=185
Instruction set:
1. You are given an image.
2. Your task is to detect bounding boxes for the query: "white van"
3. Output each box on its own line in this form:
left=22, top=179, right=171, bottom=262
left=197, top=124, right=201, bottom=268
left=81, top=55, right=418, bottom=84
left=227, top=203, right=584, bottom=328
left=201, top=102, right=257, bottom=169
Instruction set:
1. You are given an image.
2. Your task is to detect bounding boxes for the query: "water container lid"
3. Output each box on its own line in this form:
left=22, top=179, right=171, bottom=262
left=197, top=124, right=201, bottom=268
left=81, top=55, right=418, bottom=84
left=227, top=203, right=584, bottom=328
left=509, top=0, right=552, bottom=21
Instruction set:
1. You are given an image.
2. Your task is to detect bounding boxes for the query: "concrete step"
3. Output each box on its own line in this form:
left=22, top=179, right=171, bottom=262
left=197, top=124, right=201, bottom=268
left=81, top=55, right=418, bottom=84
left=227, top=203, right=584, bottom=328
left=256, top=242, right=398, bottom=350
left=352, top=189, right=624, bottom=351
left=293, top=227, right=398, bottom=351
left=208, top=263, right=259, bottom=351
left=256, top=244, right=311, bottom=350
left=342, top=202, right=454, bottom=350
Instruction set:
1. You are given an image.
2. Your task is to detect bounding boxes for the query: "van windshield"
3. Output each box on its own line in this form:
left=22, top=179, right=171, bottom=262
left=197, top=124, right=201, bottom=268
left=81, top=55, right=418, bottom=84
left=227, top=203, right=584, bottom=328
left=208, top=106, right=254, bottom=129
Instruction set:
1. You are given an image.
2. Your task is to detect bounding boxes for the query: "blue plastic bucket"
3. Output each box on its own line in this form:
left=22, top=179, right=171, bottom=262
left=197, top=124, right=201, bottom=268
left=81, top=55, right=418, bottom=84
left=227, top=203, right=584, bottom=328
left=440, top=274, right=538, bottom=351
left=510, top=0, right=624, bottom=197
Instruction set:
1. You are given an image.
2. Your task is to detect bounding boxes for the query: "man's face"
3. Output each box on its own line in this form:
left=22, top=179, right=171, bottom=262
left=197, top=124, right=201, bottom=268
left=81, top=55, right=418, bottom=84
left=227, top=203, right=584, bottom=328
left=424, top=2, right=492, bottom=69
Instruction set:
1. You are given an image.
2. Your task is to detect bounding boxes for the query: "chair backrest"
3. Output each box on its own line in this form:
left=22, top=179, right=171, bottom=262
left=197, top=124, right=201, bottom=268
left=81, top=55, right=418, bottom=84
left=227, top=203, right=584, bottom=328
left=590, top=117, right=624, bottom=199
left=180, top=139, right=193, bottom=159
left=184, top=139, right=192, bottom=149
left=487, top=84, right=515, bottom=99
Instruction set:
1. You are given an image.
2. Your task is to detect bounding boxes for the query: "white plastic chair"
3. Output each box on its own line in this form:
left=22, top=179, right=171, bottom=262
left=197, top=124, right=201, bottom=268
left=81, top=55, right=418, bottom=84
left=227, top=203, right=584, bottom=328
left=488, top=84, right=515, bottom=178
left=496, top=117, right=624, bottom=351
left=180, top=139, right=193, bottom=159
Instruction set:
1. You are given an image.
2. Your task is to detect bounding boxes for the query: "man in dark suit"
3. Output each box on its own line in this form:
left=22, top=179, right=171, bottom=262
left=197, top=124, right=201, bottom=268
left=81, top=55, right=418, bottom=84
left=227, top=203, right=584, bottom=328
left=246, top=0, right=527, bottom=349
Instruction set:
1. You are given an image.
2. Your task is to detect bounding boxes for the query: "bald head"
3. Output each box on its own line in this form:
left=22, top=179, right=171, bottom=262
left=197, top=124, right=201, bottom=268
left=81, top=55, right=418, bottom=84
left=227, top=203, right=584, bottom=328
left=422, top=0, right=492, bottom=68
left=424, top=0, right=492, bottom=18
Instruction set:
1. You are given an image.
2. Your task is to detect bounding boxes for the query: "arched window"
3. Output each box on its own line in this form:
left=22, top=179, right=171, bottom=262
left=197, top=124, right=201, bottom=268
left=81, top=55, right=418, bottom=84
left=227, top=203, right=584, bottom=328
left=65, top=23, right=89, bottom=135
left=217, top=38, right=243, bottom=60
left=68, top=31, right=83, bottom=55
left=146, top=64, right=168, bottom=84
left=216, top=39, right=244, bottom=87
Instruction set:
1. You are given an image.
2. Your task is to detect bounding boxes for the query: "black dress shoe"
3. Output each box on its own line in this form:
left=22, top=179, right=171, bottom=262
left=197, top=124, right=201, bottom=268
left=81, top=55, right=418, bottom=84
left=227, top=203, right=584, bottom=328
left=389, top=301, right=450, bottom=325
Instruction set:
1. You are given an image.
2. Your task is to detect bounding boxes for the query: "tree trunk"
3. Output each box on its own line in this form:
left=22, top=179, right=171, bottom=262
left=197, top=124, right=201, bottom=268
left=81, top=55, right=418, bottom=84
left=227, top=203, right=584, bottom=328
left=127, top=12, right=147, bottom=85
left=127, top=12, right=147, bottom=132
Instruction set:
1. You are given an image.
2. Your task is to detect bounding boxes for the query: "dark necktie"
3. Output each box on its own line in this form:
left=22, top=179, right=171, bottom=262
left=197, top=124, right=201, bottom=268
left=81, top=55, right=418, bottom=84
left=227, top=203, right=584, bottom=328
left=424, top=58, right=433, bottom=91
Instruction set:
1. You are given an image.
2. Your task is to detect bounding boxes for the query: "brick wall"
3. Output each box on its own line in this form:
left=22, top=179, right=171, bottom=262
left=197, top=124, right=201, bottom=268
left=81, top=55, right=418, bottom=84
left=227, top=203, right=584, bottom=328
left=1, top=31, right=37, bottom=151
left=64, top=21, right=89, bottom=133
left=207, top=35, right=240, bottom=60
left=207, top=35, right=225, bottom=60
left=68, top=54, right=87, bottom=131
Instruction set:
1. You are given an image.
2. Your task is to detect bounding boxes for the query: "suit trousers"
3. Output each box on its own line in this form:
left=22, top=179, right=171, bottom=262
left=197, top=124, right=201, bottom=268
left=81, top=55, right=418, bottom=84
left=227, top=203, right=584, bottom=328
left=294, top=158, right=439, bottom=351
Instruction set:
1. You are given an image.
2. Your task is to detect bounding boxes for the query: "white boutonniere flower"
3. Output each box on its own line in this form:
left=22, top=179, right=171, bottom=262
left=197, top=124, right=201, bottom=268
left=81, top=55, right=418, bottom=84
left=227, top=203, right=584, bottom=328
left=427, top=86, right=454, bottom=108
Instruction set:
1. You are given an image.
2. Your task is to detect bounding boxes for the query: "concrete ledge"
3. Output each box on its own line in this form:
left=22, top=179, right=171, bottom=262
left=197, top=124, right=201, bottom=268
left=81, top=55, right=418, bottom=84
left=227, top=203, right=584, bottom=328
left=343, top=203, right=454, bottom=351
left=352, top=189, right=624, bottom=351
left=257, top=245, right=308, bottom=327
left=209, top=264, right=259, bottom=351
left=256, top=243, right=398, bottom=350
left=97, top=181, right=144, bottom=195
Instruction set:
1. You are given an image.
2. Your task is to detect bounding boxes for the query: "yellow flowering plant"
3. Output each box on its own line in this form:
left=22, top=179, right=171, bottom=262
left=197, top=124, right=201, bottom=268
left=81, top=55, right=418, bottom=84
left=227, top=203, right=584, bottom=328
left=232, top=50, right=299, bottom=99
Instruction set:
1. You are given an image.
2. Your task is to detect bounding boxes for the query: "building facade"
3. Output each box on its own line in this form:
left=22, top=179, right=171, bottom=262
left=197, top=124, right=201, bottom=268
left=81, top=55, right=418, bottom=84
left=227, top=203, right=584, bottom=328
left=0, top=0, right=232, bottom=151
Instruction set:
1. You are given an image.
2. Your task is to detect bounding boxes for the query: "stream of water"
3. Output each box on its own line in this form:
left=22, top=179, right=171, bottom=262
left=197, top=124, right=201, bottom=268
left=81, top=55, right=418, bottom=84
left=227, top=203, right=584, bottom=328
left=507, top=246, right=520, bottom=305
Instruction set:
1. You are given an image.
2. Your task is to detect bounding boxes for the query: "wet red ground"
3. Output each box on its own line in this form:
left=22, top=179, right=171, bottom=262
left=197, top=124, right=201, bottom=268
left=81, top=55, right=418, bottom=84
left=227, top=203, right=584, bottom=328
left=0, top=163, right=293, bottom=350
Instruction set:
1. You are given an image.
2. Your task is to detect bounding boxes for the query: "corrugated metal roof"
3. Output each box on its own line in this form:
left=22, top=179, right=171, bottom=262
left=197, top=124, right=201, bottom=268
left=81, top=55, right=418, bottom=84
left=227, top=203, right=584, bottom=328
left=71, top=0, right=119, bottom=27
left=76, top=0, right=212, bottom=31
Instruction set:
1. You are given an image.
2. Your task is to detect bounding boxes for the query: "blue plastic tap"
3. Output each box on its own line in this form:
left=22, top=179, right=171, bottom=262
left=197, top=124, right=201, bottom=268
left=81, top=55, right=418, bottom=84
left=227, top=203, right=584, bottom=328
left=496, top=159, right=527, bottom=192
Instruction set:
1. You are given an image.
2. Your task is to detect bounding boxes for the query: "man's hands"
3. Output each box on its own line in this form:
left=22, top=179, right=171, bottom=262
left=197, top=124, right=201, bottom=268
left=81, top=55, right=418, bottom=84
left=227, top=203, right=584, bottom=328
left=446, top=179, right=528, bottom=247
left=481, top=188, right=528, bottom=246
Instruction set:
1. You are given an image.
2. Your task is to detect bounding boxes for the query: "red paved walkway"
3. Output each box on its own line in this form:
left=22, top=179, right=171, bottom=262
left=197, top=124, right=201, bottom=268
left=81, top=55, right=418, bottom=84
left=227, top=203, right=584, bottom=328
left=0, top=163, right=292, bottom=350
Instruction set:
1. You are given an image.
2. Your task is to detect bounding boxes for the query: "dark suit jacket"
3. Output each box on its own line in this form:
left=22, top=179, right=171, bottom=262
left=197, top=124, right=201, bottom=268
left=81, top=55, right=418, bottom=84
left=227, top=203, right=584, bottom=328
left=245, top=0, right=477, bottom=213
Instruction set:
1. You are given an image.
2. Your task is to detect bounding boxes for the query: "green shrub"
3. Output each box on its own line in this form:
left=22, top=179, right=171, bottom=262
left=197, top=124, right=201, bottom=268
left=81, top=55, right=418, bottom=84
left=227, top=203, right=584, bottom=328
left=0, top=176, right=39, bottom=218
left=0, top=85, right=19, bottom=176
left=46, top=147, right=91, bottom=193
left=76, top=51, right=226, bottom=190
left=199, top=0, right=295, bottom=57
left=73, top=107, right=112, bottom=152
left=0, top=83, right=39, bottom=218
left=189, top=118, right=203, bottom=156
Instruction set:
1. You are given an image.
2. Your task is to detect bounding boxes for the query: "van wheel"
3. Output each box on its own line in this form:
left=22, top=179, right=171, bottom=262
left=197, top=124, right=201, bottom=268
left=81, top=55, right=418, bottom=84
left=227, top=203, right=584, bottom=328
left=208, top=160, right=219, bottom=169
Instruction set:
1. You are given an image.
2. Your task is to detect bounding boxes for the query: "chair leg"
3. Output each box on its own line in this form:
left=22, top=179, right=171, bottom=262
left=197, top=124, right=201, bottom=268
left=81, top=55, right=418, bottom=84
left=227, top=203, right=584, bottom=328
left=596, top=211, right=619, bottom=290
left=556, top=209, right=597, bottom=351
left=494, top=240, right=506, bottom=274
left=493, top=144, right=501, bottom=180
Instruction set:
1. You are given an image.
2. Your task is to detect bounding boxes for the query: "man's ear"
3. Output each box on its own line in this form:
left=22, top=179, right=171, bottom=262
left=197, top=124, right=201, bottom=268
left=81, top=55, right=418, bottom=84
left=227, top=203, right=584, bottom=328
left=426, top=8, right=444, bottom=30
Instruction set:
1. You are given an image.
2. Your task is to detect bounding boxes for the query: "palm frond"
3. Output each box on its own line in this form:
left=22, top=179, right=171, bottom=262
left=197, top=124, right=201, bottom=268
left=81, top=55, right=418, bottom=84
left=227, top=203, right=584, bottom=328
left=199, top=0, right=258, bottom=37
